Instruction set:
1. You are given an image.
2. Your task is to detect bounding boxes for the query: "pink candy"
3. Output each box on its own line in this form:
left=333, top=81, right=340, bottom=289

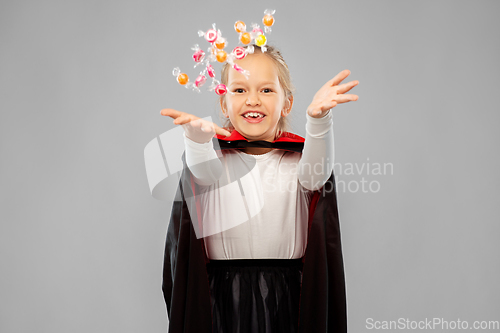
left=205, top=29, right=218, bottom=43
left=198, top=24, right=220, bottom=45
left=207, top=64, right=216, bottom=78
left=215, top=84, right=227, bottom=95
left=195, top=74, right=207, bottom=88
left=233, top=64, right=250, bottom=79
left=233, top=64, right=245, bottom=73
left=232, top=46, right=246, bottom=60
left=252, top=27, right=263, bottom=35
left=193, top=49, right=205, bottom=63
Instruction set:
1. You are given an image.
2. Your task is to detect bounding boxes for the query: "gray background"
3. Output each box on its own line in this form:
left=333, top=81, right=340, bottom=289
left=1, top=0, right=499, bottom=332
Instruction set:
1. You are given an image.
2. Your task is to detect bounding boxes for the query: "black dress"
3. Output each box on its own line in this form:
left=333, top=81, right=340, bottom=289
left=207, top=258, right=304, bottom=333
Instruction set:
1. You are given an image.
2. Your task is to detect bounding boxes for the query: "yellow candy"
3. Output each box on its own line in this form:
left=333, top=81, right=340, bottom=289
left=240, top=32, right=251, bottom=45
left=255, top=34, right=267, bottom=47
left=216, top=50, right=227, bottom=63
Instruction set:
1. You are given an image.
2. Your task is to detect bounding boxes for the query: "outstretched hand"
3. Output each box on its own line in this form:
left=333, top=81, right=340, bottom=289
left=307, top=70, right=359, bottom=118
left=160, top=109, right=231, bottom=144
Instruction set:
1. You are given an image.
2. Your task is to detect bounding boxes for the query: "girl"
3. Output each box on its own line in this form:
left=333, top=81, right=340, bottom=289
left=161, top=45, right=358, bottom=333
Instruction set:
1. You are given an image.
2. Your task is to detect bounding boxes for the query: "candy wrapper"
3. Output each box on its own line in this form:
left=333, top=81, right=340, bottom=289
left=262, top=9, right=275, bottom=34
left=208, top=79, right=228, bottom=96
left=172, top=9, right=276, bottom=95
left=172, top=67, right=189, bottom=86
left=191, top=44, right=206, bottom=68
left=198, top=24, right=219, bottom=43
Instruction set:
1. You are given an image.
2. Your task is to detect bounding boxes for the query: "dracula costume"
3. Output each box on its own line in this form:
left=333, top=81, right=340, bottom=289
left=162, top=129, right=347, bottom=332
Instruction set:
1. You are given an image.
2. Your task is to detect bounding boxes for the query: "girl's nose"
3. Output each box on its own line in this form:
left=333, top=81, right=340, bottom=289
left=245, top=92, right=261, bottom=106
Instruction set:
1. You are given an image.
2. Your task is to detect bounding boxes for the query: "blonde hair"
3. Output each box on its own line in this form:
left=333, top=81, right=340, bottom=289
left=219, top=44, right=295, bottom=140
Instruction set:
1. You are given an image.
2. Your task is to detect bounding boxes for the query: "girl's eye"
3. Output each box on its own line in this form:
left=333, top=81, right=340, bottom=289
left=234, top=88, right=245, bottom=93
left=262, top=88, right=273, bottom=93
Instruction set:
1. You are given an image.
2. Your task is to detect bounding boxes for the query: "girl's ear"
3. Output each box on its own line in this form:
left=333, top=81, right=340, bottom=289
left=219, top=97, right=229, bottom=118
left=282, top=95, right=294, bottom=117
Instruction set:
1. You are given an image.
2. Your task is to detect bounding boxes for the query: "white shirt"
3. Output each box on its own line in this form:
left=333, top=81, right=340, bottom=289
left=184, top=110, right=334, bottom=259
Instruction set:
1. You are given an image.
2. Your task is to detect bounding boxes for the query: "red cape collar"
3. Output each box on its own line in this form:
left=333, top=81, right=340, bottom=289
left=215, top=129, right=305, bottom=143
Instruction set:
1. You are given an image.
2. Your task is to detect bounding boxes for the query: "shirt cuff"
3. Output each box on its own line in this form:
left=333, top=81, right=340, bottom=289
left=306, top=109, right=333, bottom=138
left=183, top=132, right=214, bottom=152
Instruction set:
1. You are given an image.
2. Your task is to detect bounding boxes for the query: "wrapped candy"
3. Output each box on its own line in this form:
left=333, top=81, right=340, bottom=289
left=203, top=64, right=219, bottom=87
left=255, top=34, right=266, bottom=47
left=252, top=26, right=264, bottom=35
left=191, top=44, right=205, bottom=64
left=214, top=36, right=227, bottom=50
left=206, top=64, right=216, bottom=78
left=234, top=20, right=246, bottom=33
left=262, top=9, right=275, bottom=33
left=240, top=32, right=252, bottom=45
left=233, top=63, right=250, bottom=79
left=173, top=9, right=277, bottom=95
left=186, top=72, right=208, bottom=93
left=216, top=50, right=227, bottom=63
left=232, top=46, right=247, bottom=60
left=195, top=74, right=207, bottom=88
left=198, top=24, right=219, bottom=43
left=215, top=84, right=227, bottom=95
left=208, top=79, right=227, bottom=96
left=173, top=67, right=189, bottom=86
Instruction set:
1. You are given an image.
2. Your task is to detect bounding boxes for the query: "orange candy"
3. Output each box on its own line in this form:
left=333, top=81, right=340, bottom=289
left=215, top=38, right=226, bottom=49
left=263, top=14, right=274, bottom=27
left=234, top=21, right=246, bottom=33
left=216, top=50, right=227, bottom=63
left=240, top=32, right=251, bottom=45
left=177, top=73, right=188, bottom=85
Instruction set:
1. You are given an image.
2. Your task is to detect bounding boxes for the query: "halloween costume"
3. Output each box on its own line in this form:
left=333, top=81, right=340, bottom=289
left=162, top=128, right=347, bottom=332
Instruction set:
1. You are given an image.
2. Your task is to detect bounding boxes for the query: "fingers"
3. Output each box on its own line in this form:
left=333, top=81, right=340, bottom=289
left=198, top=120, right=231, bottom=137
left=160, top=108, right=182, bottom=119
left=173, top=114, right=194, bottom=125
left=181, top=116, right=232, bottom=137
left=161, top=108, right=231, bottom=137
left=307, top=102, right=337, bottom=117
left=333, top=94, right=359, bottom=103
left=214, top=124, right=232, bottom=137
left=336, top=80, right=359, bottom=94
left=311, top=102, right=337, bottom=116
left=327, top=69, right=351, bottom=87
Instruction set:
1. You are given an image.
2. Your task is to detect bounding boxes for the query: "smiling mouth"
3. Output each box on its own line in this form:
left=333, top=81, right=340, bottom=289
left=242, top=112, right=266, bottom=123
left=242, top=112, right=266, bottom=119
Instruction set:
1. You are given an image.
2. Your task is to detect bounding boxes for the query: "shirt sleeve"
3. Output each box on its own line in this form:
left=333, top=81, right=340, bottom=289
left=183, top=132, right=223, bottom=186
left=297, top=109, right=335, bottom=191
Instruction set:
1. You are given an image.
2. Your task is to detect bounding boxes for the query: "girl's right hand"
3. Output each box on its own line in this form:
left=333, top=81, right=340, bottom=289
left=160, top=108, right=231, bottom=144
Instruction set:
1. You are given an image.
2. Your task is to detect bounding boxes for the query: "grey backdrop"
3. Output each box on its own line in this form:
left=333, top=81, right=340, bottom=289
left=1, top=0, right=499, bottom=332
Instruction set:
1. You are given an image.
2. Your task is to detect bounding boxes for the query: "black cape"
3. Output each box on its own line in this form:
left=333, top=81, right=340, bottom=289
left=162, top=130, right=347, bottom=332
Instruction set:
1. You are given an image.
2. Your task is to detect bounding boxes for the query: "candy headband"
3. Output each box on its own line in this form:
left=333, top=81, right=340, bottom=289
left=172, top=9, right=276, bottom=96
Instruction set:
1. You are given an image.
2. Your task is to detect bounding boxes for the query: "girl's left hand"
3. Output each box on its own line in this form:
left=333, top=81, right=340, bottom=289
left=307, top=69, right=359, bottom=118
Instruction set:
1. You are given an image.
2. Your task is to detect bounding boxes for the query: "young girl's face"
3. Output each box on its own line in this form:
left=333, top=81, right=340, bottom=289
left=222, top=53, right=291, bottom=142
